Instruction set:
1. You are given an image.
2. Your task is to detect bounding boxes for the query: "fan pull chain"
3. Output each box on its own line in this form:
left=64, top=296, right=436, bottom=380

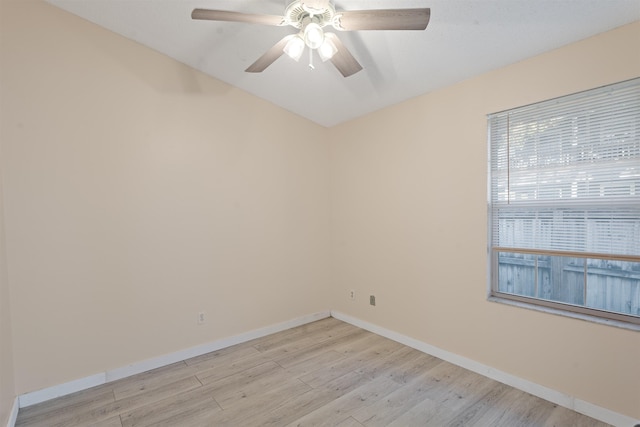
left=308, top=48, right=315, bottom=70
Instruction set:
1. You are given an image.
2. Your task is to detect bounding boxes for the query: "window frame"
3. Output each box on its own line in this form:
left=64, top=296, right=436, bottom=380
left=487, top=79, right=640, bottom=328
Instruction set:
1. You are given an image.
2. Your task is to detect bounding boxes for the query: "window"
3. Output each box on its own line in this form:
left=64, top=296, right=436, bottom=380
left=488, top=78, right=640, bottom=326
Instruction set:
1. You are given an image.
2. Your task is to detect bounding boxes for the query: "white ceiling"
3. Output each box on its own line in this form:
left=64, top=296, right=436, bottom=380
left=46, top=0, right=640, bottom=127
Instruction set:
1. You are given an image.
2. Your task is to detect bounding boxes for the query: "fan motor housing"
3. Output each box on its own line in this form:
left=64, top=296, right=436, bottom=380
left=285, top=0, right=335, bottom=28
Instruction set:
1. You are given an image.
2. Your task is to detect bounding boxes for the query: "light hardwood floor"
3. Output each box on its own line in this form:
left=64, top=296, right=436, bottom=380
left=15, top=317, right=611, bottom=427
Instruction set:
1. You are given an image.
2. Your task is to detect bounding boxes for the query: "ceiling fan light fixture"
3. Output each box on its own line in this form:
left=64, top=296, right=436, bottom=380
left=303, top=22, right=324, bottom=49
left=193, top=3, right=431, bottom=77
left=283, top=35, right=305, bottom=61
left=318, top=37, right=337, bottom=61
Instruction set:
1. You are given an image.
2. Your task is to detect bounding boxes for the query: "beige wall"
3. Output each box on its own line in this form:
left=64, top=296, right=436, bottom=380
left=1, top=0, right=331, bottom=396
left=1, top=0, right=639, bottom=421
left=0, top=145, right=15, bottom=427
left=329, top=22, right=640, bottom=419
left=1, top=1, right=17, bottom=423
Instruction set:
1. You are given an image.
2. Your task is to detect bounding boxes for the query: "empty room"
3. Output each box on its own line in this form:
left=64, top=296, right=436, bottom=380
left=1, top=0, right=639, bottom=426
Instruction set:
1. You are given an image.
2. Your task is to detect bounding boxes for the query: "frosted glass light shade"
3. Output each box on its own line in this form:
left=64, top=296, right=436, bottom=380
left=318, top=38, right=337, bottom=61
left=304, top=23, right=324, bottom=49
left=283, top=35, right=305, bottom=61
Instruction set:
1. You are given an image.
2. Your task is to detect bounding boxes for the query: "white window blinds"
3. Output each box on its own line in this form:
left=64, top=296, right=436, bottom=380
left=489, top=78, right=640, bottom=257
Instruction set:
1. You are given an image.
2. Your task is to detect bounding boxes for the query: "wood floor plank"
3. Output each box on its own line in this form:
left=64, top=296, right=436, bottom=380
left=360, top=344, right=427, bottom=381
left=184, top=343, right=262, bottom=369
left=544, top=404, right=612, bottom=427
left=386, top=396, right=457, bottom=426
left=121, top=390, right=222, bottom=427
left=387, top=351, right=442, bottom=384
left=119, top=388, right=219, bottom=427
left=192, top=348, right=270, bottom=385
left=251, top=317, right=349, bottom=353
left=351, top=334, right=406, bottom=362
left=111, top=361, right=195, bottom=400
left=296, top=334, right=398, bottom=388
left=255, top=371, right=371, bottom=426
left=197, top=360, right=280, bottom=389
left=143, top=402, right=222, bottom=427
left=353, top=362, right=500, bottom=427
left=254, top=336, right=320, bottom=359
left=33, top=376, right=202, bottom=427
left=352, top=341, right=421, bottom=381
left=293, top=318, right=367, bottom=343
left=448, top=385, right=542, bottom=426
left=15, top=318, right=614, bottom=427
left=335, top=416, right=366, bottom=427
left=351, top=369, right=444, bottom=425
left=285, top=373, right=405, bottom=426
left=297, top=355, right=367, bottom=388
left=413, top=360, right=490, bottom=410
left=445, top=382, right=514, bottom=427
left=283, top=349, right=347, bottom=376
left=206, top=361, right=292, bottom=409
left=91, top=416, right=123, bottom=427
left=255, top=318, right=360, bottom=357
left=488, top=388, right=557, bottom=427
left=433, top=369, right=498, bottom=412
left=253, top=321, right=362, bottom=362
left=15, top=388, right=115, bottom=426
left=203, top=379, right=312, bottom=426
left=248, top=329, right=306, bottom=353
left=329, top=330, right=386, bottom=356
left=272, top=327, right=368, bottom=368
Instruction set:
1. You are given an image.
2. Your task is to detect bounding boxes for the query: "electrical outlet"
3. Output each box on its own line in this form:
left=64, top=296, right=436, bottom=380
left=370, top=295, right=376, bottom=306
left=349, top=289, right=355, bottom=301
left=197, top=311, right=206, bottom=325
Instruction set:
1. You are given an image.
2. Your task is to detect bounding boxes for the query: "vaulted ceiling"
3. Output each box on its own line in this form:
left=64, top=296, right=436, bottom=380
left=46, top=0, right=640, bottom=127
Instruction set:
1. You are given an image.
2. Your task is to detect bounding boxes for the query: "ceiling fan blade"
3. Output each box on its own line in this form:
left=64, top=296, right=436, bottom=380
left=245, top=35, right=295, bottom=73
left=334, top=8, right=430, bottom=31
left=324, top=33, right=362, bottom=78
left=191, top=9, right=285, bottom=26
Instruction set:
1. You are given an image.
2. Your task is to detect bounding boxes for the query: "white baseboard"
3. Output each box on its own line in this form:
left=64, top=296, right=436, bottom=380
left=330, top=310, right=638, bottom=427
left=18, top=373, right=105, bottom=408
left=16, top=309, right=637, bottom=427
left=18, top=310, right=330, bottom=408
left=5, top=397, right=18, bottom=427
left=105, top=310, right=330, bottom=382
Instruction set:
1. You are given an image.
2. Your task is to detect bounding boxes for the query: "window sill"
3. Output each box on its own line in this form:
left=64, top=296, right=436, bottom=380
left=487, top=296, right=640, bottom=332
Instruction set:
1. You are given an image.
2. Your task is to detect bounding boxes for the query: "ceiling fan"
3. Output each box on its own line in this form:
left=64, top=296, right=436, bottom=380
left=191, top=1, right=430, bottom=77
